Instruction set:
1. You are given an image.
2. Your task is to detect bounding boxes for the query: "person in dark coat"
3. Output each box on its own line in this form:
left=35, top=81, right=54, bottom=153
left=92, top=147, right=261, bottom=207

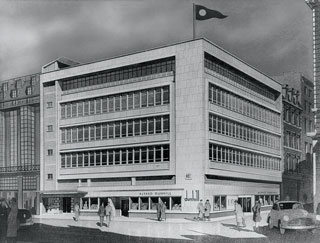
left=7, top=198, right=18, bottom=243
left=0, top=200, right=8, bottom=243
left=252, top=201, right=262, bottom=231
left=204, top=200, right=211, bottom=221
left=98, top=203, right=105, bottom=227
left=156, top=201, right=162, bottom=221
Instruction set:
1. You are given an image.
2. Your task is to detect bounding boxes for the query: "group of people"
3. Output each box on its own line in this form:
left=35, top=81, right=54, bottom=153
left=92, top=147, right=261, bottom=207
left=0, top=198, right=19, bottom=243
left=156, top=201, right=167, bottom=221
left=196, top=199, right=211, bottom=221
left=98, top=201, right=113, bottom=227
left=234, top=200, right=262, bottom=231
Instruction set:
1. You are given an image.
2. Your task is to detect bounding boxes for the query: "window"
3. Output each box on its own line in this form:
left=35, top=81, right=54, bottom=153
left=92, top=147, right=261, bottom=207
left=47, top=102, right=53, bottom=108
left=213, top=195, right=226, bottom=211
left=11, top=90, right=17, bottom=98
left=26, top=87, right=32, bottom=95
left=47, top=125, right=53, bottom=132
left=47, top=174, right=53, bottom=180
left=47, top=149, right=53, bottom=156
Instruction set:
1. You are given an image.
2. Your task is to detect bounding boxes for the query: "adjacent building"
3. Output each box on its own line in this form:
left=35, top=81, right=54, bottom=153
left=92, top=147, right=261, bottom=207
left=0, top=73, right=40, bottom=214
left=274, top=73, right=314, bottom=208
left=39, top=38, right=282, bottom=217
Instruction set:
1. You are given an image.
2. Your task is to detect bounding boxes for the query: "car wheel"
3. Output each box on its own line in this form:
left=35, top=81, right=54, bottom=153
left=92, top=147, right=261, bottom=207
left=278, top=221, right=285, bottom=235
left=268, top=217, right=273, bottom=229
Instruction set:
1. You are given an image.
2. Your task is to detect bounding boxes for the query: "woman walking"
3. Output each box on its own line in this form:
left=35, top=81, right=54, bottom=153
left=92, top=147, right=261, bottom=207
left=234, top=200, right=246, bottom=229
left=74, top=202, right=80, bottom=222
left=252, top=200, right=262, bottom=231
left=105, top=201, right=113, bottom=227
left=204, top=200, right=211, bottom=221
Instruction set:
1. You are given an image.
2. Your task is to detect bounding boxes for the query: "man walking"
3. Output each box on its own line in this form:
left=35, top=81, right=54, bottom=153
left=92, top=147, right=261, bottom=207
left=234, top=200, right=246, bottom=229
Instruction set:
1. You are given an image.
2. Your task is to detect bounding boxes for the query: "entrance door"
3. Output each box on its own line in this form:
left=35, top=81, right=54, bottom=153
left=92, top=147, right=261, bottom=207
left=238, top=197, right=252, bottom=212
left=63, top=197, right=71, bottom=213
left=121, top=199, right=129, bottom=217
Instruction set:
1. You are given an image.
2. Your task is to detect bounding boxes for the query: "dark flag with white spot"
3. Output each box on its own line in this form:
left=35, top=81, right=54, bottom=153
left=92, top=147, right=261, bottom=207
left=195, top=4, right=227, bottom=20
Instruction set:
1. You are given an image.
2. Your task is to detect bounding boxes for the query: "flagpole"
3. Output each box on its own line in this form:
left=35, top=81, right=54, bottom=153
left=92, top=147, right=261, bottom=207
left=193, top=3, right=196, bottom=39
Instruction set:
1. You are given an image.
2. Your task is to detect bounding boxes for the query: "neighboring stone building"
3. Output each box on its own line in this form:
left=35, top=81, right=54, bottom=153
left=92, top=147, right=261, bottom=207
left=274, top=72, right=314, bottom=209
left=39, top=38, right=283, bottom=217
left=0, top=73, right=40, bottom=214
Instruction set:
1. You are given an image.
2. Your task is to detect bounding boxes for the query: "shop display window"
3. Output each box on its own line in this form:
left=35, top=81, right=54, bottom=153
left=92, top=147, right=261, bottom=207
left=90, top=198, right=98, bottom=210
left=131, top=197, right=139, bottom=210
left=82, top=198, right=89, bottom=210
left=171, top=197, right=181, bottom=210
left=140, top=197, right=149, bottom=210
left=150, top=197, right=159, bottom=210
left=214, top=195, right=226, bottom=211
left=255, top=195, right=279, bottom=206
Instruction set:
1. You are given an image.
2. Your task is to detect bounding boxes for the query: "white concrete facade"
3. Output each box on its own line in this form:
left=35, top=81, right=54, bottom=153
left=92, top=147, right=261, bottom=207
left=40, top=38, right=282, bottom=217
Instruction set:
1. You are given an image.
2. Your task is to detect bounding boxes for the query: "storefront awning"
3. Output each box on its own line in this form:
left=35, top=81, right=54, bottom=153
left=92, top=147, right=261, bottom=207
left=40, top=191, right=87, bottom=198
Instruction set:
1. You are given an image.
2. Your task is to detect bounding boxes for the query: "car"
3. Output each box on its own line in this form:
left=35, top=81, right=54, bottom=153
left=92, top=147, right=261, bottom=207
left=267, top=201, right=317, bottom=234
left=0, top=198, right=34, bottom=227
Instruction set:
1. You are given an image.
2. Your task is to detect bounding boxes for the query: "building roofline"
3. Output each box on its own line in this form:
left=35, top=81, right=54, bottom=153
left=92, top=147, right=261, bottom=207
left=40, top=37, right=281, bottom=88
left=0, top=72, right=40, bottom=84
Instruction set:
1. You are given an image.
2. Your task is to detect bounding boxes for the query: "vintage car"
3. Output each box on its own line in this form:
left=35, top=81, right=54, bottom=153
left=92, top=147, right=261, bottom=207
left=267, top=201, right=317, bottom=234
left=0, top=198, right=34, bottom=227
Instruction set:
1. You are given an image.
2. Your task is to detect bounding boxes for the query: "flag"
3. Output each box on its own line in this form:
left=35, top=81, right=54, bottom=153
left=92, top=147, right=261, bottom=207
left=195, top=4, right=227, bottom=20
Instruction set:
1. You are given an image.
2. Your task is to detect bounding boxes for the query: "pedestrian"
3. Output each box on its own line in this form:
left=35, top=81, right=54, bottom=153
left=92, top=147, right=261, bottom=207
left=98, top=202, right=105, bottom=227
left=156, top=201, right=162, bottom=221
left=252, top=200, right=261, bottom=231
left=0, top=200, right=8, bottom=243
left=196, top=199, right=204, bottom=220
left=7, top=198, right=18, bottom=243
left=204, top=200, right=211, bottom=221
left=73, top=202, right=80, bottom=222
left=105, top=201, right=113, bottom=227
left=234, top=200, right=246, bottom=229
left=161, top=202, right=167, bottom=221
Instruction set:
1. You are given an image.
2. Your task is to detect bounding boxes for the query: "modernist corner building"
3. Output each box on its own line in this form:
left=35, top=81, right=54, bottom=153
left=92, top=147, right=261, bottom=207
left=39, top=38, right=283, bottom=217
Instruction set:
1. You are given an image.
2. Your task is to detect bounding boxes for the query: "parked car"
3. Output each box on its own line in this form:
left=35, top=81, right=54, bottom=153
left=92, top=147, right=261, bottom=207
left=267, top=201, right=317, bottom=234
left=0, top=198, right=34, bottom=227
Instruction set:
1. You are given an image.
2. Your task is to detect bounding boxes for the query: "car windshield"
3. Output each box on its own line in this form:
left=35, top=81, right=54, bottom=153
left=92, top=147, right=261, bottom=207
left=279, top=202, right=303, bottom=210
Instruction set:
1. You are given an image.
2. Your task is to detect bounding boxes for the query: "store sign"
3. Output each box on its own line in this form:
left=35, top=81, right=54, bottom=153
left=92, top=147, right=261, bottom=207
left=184, top=190, right=200, bottom=201
left=138, top=191, right=173, bottom=196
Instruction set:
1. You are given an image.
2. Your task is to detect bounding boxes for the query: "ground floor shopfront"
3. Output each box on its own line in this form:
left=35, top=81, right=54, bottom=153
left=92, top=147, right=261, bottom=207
left=40, top=179, right=280, bottom=218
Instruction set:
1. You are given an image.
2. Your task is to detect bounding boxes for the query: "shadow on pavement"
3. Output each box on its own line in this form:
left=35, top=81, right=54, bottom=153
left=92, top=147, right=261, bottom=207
left=17, top=222, right=320, bottom=243
left=222, top=223, right=253, bottom=233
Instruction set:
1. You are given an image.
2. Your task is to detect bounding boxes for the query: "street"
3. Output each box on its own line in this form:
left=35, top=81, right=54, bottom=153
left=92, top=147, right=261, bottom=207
left=16, top=212, right=320, bottom=243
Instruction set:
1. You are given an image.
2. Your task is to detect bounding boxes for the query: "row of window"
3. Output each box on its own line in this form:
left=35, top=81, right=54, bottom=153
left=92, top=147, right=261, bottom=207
left=61, top=86, right=170, bottom=119
left=204, top=52, right=276, bottom=100
left=284, top=130, right=301, bottom=150
left=284, top=153, right=301, bottom=173
left=209, top=83, right=280, bottom=127
left=61, top=145, right=170, bottom=168
left=209, top=113, right=281, bottom=149
left=283, top=104, right=301, bottom=127
left=60, top=57, right=175, bottom=91
left=130, top=197, right=181, bottom=211
left=209, top=143, right=281, bottom=171
left=61, top=115, right=170, bottom=144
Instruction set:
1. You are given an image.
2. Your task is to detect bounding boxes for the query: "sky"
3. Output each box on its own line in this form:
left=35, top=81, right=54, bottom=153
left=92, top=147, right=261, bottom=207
left=0, top=0, right=314, bottom=81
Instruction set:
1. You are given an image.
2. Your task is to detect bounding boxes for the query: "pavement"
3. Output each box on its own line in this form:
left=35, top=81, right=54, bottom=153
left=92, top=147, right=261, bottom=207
left=16, top=211, right=320, bottom=243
